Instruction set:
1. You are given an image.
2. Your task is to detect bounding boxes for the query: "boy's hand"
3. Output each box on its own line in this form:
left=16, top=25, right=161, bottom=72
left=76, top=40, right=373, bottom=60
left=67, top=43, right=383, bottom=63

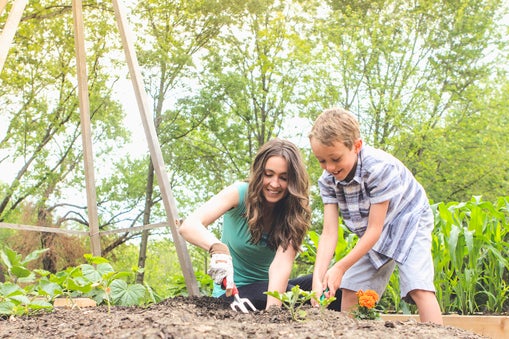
left=323, top=265, right=344, bottom=299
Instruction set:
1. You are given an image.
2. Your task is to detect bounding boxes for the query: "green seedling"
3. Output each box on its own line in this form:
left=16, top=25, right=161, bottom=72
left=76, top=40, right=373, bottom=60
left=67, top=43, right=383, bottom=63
left=265, top=285, right=315, bottom=321
left=316, top=288, right=336, bottom=312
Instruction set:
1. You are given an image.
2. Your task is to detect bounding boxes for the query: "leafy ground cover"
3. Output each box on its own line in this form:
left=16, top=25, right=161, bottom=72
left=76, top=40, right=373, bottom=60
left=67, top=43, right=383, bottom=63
left=0, top=296, right=485, bottom=338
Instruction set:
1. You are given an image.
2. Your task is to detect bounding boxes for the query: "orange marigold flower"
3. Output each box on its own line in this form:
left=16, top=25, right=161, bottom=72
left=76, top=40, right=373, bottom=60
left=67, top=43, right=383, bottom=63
left=358, top=295, right=376, bottom=309
left=364, top=289, right=379, bottom=302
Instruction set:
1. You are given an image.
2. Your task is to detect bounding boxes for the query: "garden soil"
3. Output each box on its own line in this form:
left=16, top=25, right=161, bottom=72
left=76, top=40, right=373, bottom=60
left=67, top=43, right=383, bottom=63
left=0, top=296, right=485, bottom=338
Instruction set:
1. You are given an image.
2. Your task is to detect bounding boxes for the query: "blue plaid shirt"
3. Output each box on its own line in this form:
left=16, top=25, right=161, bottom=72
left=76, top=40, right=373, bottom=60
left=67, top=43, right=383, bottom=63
left=317, top=145, right=431, bottom=268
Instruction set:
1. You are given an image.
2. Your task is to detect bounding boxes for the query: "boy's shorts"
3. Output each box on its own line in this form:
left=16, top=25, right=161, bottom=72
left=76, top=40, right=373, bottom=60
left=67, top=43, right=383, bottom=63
left=340, top=208, right=436, bottom=302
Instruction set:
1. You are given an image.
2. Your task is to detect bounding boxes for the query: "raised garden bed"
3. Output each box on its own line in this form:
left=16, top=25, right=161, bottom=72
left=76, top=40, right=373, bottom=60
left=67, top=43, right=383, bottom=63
left=381, top=314, right=508, bottom=338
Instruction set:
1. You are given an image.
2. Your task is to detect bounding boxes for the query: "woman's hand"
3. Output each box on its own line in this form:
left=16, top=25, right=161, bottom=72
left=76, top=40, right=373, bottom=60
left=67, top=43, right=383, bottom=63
left=208, top=243, right=234, bottom=296
left=311, top=276, right=325, bottom=307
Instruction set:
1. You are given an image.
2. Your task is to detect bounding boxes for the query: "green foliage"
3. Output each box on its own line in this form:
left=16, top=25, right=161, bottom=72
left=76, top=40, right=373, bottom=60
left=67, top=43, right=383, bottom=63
left=0, top=248, right=53, bottom=316
left=265, top=285, right=315, bottom=321
left=0, top=247, right=49, bottom=284
left=0, top=248, right=161, bottom=317
left=431, top=196, right=509, bottom=314
left=297, top=196, right=509, bottom=315
left=0, top=0, right=128, bottom=223
left=317, top=289, right=337, bottom=311
left=107, top=240, right=213, bottom=298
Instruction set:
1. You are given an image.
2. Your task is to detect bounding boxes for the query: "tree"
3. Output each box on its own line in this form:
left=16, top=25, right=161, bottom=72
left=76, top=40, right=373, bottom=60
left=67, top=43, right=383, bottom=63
left=306, top=0, right=509, bottom=201
left=0, top=1, right=129, bottom=261
left=175, top=0, right=315, bottom=194
left=120, top=0, right=238, bottom=282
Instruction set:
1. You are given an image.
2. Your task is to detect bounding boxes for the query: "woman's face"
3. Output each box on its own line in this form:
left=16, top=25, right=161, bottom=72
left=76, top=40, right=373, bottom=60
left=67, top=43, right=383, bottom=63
left=262, top=155, right=289, bottom=204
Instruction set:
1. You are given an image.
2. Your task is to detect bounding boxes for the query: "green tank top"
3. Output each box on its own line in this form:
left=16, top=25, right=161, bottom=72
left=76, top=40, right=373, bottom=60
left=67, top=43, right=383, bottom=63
left=212, top=182, right=276, bottom=297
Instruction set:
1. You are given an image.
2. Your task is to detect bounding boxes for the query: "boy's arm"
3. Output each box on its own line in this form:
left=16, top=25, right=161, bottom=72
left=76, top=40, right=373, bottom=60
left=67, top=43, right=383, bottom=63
left=312, top=204, right=340, bottom=298
left=328, top=200, right=389, bottom=287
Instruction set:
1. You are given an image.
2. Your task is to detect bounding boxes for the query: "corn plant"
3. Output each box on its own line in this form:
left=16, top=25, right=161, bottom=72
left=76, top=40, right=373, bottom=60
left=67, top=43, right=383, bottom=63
left=432, top=196, right=509, bottom=314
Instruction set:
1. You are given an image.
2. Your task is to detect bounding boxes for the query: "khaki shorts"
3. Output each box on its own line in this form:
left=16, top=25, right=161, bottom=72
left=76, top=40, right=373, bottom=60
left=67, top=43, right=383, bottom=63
left=340, top=209, right=436, bottom=302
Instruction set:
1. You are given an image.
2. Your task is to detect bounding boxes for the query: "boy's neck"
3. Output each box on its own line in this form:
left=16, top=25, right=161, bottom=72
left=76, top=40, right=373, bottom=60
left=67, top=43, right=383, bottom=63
left=343, top=160, right=358, bottom=182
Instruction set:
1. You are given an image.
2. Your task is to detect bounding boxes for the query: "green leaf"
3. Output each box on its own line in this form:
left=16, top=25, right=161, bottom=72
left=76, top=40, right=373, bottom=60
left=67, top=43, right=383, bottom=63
left=84, top=254, right=110, bottom=265
left=65, top=277, right=93, bottom=294
left=11, top=265, right=32, bottom=279
left=109, top=279, right=146, bottom=306
left=80, top=263, right=114, bottom=283
left=0, top=248, right=16, bottom=269
left=9, top=294, right=30, bottom=305
left=0, top=282, right=25, bottom=297
left=0, top=301, right=16, bottom=315
left=29, top=299, right=53, bottom=310
left=37, top=279, right=63, bottom=298
left=22, top=248, right=49, bottom=265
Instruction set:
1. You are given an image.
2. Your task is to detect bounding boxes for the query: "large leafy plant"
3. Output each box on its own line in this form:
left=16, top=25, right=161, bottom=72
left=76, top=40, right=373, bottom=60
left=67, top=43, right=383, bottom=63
left=0, top=247, right=53, bottom=316
left=0, top=247, right=161, bottom=317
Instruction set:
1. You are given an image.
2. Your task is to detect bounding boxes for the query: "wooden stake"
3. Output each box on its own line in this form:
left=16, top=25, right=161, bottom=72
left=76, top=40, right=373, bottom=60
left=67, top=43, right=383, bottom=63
left=0, top=0, right=9, bottom=16
left=111, top=0, right=199, bottom=296
left=0, top=0, right=27, bottom=73
left=72, top=0, right=101, bottom=257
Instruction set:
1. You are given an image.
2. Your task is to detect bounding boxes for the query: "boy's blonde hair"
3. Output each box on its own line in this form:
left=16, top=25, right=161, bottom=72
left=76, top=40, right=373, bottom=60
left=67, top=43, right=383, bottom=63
left=309, top=107, right=360, bottom=149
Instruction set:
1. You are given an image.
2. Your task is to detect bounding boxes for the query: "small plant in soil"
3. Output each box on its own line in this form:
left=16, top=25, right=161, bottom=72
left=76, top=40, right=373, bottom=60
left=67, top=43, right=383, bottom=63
left=351, top=289, right=382, bottom=320
left=265, top=285, right=315, bottom=321
left=316, top=288, right=336, bottom=312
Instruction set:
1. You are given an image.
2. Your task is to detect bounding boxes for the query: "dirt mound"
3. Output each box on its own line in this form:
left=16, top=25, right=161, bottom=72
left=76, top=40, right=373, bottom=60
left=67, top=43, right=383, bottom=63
left=0, top=296, right=485, bottom=338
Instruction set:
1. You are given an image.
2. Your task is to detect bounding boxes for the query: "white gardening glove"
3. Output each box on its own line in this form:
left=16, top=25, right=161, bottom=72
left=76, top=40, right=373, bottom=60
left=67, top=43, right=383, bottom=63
left=207, top=243, right=234, bottom=295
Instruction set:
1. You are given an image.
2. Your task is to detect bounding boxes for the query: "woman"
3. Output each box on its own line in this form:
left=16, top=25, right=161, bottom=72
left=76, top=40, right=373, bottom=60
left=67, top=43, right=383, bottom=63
left=179, top=138, right=325, bottom=310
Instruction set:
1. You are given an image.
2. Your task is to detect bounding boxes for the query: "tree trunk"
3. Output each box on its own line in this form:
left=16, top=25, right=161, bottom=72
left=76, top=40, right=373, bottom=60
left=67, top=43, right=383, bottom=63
left=136, top=159, right=155, bottom=283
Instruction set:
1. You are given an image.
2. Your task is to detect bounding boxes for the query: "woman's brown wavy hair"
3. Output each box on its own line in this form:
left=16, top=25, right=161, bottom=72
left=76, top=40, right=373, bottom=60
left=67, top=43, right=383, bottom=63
left=246, top=138, right=311, bottom=252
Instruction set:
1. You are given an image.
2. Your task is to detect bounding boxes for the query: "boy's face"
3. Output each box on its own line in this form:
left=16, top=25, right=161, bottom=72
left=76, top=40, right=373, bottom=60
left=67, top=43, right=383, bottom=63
left=310, top=138, right=362, bottom=181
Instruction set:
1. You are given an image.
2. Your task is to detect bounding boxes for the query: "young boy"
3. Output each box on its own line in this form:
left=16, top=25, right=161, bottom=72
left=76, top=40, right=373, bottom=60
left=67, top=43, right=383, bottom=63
left=308, top=107, right=442, bottom=324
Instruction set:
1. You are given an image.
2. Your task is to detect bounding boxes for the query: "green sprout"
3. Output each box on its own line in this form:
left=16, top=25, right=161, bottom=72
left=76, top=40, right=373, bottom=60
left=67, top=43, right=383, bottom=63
left=265, top=285, right=315, bottom=321
left=316, top=288, right=336, bottom=312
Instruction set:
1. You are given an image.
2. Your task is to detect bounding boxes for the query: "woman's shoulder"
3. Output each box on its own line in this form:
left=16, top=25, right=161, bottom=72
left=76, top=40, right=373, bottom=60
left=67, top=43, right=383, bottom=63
left=218, top=181, right=248, bottom=207
left=230, top=181, right=248, bottom=193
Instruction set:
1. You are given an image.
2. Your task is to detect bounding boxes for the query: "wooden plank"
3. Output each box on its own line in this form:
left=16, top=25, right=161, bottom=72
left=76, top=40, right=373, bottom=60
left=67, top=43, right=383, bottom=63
left=0, top=221, right=169, bottom=236
left=99, top=222, right=169, bottom=235
left=110, top=0, right=199, bottom=296
left=71, top=0, right=101, bottom=257
left=0, top=222, right=89, bottom=235
left=381, top=314, right=508, bottom=339
left=53, top=297, right=97, bottom=308
left=0, top=0, right=27, bottom=72
left=0, top=0, right=9, bottom=16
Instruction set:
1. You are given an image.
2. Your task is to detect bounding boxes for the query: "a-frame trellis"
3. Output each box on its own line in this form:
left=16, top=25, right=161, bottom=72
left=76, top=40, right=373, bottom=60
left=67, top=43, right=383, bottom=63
left=0, top=0, right=199, bottom=296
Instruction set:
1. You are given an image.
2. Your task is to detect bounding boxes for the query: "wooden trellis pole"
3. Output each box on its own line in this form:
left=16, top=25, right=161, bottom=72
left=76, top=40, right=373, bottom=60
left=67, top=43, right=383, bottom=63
left=0, top=0, right=200, bottom=296
left=0, top=0, right=27, bottom=72
left=110, top=0, right=199, bottom=296
left=72, top=0, right=102, bottom=258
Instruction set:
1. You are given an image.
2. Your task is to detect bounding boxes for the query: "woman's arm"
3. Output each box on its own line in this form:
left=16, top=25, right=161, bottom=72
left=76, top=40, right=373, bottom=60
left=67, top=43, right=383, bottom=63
left=266, top=245, right=297, bottom=309
left=178, top=183, right=240, bottom=251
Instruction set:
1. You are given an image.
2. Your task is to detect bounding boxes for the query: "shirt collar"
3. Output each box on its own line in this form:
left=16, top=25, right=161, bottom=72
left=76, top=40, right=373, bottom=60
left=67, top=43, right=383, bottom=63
left=336, top=147, right=363, bottom=186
